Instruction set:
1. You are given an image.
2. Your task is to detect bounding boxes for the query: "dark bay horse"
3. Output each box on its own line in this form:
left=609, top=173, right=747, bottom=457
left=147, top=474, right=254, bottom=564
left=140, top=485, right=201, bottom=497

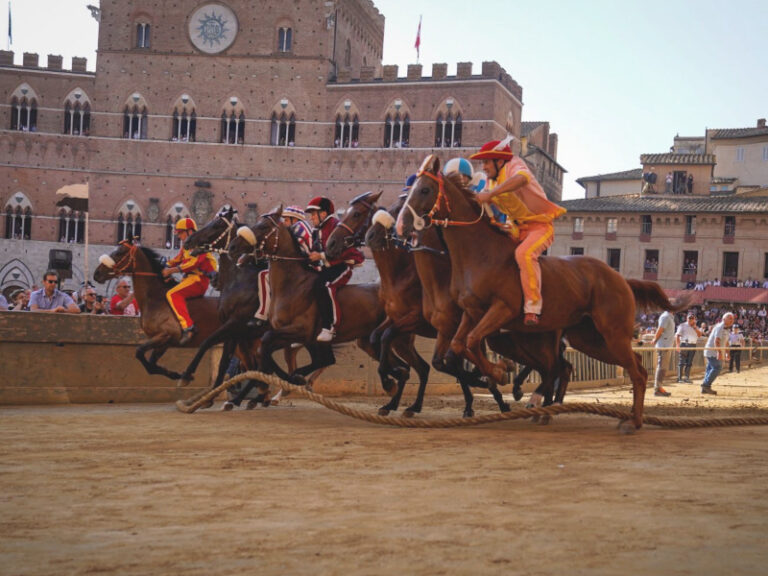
left=93, top=240, right=220, bottom=380
left=228, top=206, right=417, bottom=392
left=356, top=192, right=572, bottom=419
left=396, top=156, right=687, bottom=430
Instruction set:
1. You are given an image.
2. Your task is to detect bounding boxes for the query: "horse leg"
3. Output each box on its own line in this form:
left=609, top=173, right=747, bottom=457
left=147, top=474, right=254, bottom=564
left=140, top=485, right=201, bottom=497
left=177, top=321, right=240, bottom=387
left=512, top=365, right=534, bottom=402
left=136, top=335, right=182, bottom=380
left=435, top=333, right=476, bottom=418
left=464, top=302, right=517, bottom=385
left=355, top=334, right=406, bottom=415
left=377, top=325, right=404, bottom=397
left=390, top=335, right=430, bottom=418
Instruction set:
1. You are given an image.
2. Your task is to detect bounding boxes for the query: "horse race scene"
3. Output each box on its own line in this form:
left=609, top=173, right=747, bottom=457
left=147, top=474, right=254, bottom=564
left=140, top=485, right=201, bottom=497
left=3, top=1, right=768, bottom=574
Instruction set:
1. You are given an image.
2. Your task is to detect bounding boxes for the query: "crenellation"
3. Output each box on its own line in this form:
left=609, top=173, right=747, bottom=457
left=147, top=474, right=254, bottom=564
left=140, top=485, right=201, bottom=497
left=456, top=62, right=472, bottom=78
left=431, top=63, right=447, bottom=80
left=23, top=53, right=40, bottom=68
left=47, top=55, right=63, bottom=70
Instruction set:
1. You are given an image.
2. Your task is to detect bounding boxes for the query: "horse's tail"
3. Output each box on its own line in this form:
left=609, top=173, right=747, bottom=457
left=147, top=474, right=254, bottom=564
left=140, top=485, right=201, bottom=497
left=626, top=278, right=691, bottom=313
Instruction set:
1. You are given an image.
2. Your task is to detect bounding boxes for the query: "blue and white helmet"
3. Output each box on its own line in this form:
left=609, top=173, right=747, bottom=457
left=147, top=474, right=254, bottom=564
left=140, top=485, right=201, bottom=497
left=470, top=170, right=488, bottom=193
left=443, top=157, right=474, bottom=180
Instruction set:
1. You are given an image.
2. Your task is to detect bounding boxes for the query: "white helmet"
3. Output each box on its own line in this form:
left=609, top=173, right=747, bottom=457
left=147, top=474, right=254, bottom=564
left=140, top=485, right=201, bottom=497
left=443, top=157, right=474, bottom=180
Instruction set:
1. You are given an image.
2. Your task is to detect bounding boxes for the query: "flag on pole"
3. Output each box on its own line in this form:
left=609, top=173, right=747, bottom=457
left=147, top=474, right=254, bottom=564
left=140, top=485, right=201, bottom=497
left=7, top=1, right=12, bottom=48
left=414, top=15, right=422, bottom=62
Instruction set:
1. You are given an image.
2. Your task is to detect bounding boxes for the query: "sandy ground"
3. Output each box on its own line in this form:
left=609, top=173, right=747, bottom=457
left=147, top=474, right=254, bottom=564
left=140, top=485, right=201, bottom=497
left=2, top=367, right=768, bottom=576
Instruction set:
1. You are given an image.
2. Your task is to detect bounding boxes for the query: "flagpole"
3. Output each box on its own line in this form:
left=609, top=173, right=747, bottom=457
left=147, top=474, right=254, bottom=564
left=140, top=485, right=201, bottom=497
left=84, top=211, right=89, bottom=287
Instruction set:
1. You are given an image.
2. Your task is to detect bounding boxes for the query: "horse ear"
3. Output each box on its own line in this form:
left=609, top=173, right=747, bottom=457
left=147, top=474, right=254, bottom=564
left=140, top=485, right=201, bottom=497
left=269, top=203, right=283, bottom=217
left=417, top=154, right=441, bottom=175
left=370, top=190, right=383, bottom=203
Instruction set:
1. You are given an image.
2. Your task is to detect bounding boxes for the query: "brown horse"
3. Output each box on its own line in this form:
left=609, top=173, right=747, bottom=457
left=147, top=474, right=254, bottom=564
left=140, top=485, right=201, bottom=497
left=397, top=156, right=686, bottom=430
left=228, top=206, right=417, bottom=391
left=93, top=240, right=220, bottom=381
left=357, top=192, right=571, bottom=418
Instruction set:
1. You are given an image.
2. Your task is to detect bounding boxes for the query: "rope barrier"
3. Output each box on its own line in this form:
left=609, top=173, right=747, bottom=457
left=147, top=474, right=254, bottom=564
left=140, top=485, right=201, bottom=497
left=176, top=370, right=768, bottom=429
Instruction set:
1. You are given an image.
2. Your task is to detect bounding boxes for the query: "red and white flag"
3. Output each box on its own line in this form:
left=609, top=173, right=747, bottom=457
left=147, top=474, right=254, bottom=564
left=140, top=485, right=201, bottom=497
left=414, top=15, right=422, bottom=62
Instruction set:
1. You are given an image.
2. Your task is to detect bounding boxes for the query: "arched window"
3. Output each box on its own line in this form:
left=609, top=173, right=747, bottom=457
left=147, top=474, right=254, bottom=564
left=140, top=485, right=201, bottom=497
left=10, top=96, right=38, bottom=131
left=117, top=200, right=142, bottom=241
left=136, top=22, right=151, bottom=48
left=220, top=98, right=245, bottom=144
left=277, top=27, right=292, bottom=52
left=123, top=101, right=148, bottom=140
left=271, top=111, right=296, bottom=146
left=334, top=114, right=359, bottom=148
left=435, top=99, right=462, bottom=148
left=4, top=193, right=33, bottom=240
left=171, top=95, right=196, bottom=142
left=58, top=209, right=83, bottom=244
left=384, top=113, right=410, bottom=149
left=63, top=89, right=91, bottom=136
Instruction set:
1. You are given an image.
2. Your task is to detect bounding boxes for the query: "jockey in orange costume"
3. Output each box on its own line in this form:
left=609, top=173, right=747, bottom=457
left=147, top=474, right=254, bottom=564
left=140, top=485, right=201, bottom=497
left=162, top=217, right=218, bottom=344
left=470, top=139, right=566, bottom=326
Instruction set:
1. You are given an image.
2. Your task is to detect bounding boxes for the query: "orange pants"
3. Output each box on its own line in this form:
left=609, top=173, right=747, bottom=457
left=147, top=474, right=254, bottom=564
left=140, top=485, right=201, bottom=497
left=166, top=274, right=209, bottom=329
left=513, top=222, right=553, bottom=315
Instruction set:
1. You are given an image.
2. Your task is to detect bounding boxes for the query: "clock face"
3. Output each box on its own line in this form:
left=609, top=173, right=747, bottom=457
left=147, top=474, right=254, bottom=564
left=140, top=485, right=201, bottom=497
left=188, top=4, right=238, bottom=54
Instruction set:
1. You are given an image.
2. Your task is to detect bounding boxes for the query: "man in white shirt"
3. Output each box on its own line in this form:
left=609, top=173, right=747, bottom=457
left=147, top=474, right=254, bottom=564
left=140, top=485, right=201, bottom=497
left=728, top=325, right=746, bottom=373
left=701, top=312, right=735, bottom=394
left=651, top=310, right=676, bottom=396
left=675, top=313, right=702, bottom=383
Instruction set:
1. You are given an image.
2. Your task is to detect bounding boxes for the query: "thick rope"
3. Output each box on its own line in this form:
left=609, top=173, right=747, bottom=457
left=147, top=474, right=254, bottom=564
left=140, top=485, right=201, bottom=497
left=176, top=370, right=768, bottom=429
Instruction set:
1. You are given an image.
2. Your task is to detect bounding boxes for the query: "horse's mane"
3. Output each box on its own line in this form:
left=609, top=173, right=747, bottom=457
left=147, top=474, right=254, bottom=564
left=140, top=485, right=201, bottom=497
left=441, top=171, right=510, bottom=239
left=138, top=246, right=178, bottom=286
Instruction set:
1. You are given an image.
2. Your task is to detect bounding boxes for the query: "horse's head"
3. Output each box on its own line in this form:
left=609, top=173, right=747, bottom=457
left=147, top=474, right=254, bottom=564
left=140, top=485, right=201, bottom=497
left=366, top=194, right=406, bottom=251
left=232, top=204, right=284, bottom=263
left=94, top=239, right=137, bottom=283
left=184, top=205, right=238, bottom=255
left=326, top=190, right=382, bottom=260
left=396, top=155, right=443, bottom=238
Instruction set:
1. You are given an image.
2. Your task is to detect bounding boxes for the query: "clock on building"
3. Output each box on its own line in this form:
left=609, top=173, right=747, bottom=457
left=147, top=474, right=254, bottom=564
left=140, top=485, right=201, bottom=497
left=188, top=4, right=238, bottom=54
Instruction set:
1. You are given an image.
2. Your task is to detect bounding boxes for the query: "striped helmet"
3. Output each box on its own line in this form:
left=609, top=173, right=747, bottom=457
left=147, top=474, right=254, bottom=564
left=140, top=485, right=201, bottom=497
left=282, top=205, right=306, bottom=220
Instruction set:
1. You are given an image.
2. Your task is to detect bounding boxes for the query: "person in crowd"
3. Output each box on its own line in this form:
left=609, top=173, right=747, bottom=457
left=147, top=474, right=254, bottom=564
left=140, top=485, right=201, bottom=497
left=9, top=289, right=29, bottom=311
left=109, top=278, right=139, bottom=316
left=0, top=292, right=8, bottom=310
left=79, top=287, right=107, bottom=314
left=470, top=138, right=567, bottom=326
left=305, top=196, right=364, bottom=342
left=162, top=217, right=218, bottom=345
left=675, top=313, right=702, bottom=383
left=665, top=172, right=673, bottom=194
left=650, top=309, right=675, bottom=396
left=29, top=270, right=79, bottom=313
left=701, top=312, right=735, bottom=394
left=728, top=324, right=745, bottom=373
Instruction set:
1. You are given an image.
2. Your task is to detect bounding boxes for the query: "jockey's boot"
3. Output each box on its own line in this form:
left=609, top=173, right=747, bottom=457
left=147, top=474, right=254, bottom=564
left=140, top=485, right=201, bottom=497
left=317, top=328, right=336, bottom=342
left=523, top=313, right=540, bottom=326
left=179, top=325, right=197, bottom=346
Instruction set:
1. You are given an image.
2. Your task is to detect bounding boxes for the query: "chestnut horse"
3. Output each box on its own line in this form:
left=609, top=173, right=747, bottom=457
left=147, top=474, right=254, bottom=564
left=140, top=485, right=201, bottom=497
left=93, top=240, right=220, bottom=380
left=228, top=206, right=419, bottom=392
left=338, top=191, right=571, bottom=418
left=397, top=156, right=686, bottom=430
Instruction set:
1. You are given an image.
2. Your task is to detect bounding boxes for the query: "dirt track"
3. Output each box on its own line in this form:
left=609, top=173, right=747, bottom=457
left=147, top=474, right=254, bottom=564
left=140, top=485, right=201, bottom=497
left=2, top=367, right=768, bottom=576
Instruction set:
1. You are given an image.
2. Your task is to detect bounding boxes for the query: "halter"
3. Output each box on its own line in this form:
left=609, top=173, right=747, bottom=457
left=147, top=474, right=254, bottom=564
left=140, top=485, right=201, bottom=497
left=106, top=240, right=156, bottom=277
left=336, top=196, right=377, bottom=248
left=199, top=213, right=238, bottom=254
left=402, top=169, right=485, bottom=230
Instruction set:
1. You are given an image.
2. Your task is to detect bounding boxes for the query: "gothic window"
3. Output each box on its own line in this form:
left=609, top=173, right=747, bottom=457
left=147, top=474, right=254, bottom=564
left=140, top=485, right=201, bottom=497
left=4, top=198, right=33, bottom=240
left=171, top=96, right=197, bottom=142
left=117, top=200, right=142, bottom=242
left=63, top=90, right=91, bottom=136
left=435, top=112, right=462, bottom=148
left=58, top=209, right=83, bottom=244
left=277, top=27, right=292, bottom=52
left=10, top=96, right=38, bottom=132
left=123, top=102, right=148, bottom=139
left=271, top=112, right=296, bottom=146
left=334, top=114, right=359, bottom=148
left=221, top=111, right=245, bottom=144
left=384, top=113, right=410, bottom=148
left=136, top=23, right=151, bottom=48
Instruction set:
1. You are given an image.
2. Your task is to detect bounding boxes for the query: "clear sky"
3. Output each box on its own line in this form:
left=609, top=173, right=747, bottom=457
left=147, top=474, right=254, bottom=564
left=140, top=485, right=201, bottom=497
left=5, top=0, right=768, bottom=199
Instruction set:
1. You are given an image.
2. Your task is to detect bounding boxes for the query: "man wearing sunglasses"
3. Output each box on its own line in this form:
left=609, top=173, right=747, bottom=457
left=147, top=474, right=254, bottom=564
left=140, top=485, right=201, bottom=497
left=29, top=270, right=79, bottom=314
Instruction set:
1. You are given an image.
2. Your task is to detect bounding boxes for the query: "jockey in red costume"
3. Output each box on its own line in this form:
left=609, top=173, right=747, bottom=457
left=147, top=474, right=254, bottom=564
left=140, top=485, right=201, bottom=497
left=470, top=138, right=566, bottom=326
left=252, top=205, right=313, bottom=326
left=162, top=217, right=217, bottom=345
left=305, top=196, right=364, bottom=342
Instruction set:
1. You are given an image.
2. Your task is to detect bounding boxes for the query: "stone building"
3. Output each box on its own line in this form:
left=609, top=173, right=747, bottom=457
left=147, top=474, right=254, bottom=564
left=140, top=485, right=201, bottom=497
left=0, top=0, right=564, bottom=296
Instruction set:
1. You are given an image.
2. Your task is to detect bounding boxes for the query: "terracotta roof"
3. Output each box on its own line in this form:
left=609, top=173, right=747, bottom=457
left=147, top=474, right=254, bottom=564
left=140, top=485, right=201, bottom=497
left=576, top=168, right=642, bottom=185
left=640, top=153, right=716, bottom=165
left=710, top=127, right=768, bottom=140
left=521, top=121, right=548, bottom=136
left=560, top=194, right=768, bottom=213
left=665, top=287, right=768, bottom=305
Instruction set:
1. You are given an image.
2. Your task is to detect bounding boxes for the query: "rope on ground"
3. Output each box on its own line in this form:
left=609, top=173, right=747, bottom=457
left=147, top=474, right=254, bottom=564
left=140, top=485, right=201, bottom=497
left=176, top=370, right=768, bottom=429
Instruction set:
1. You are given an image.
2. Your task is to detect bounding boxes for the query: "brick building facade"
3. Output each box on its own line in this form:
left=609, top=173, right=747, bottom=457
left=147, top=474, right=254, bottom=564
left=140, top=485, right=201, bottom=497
left=1, top=0, right=565, bottom=296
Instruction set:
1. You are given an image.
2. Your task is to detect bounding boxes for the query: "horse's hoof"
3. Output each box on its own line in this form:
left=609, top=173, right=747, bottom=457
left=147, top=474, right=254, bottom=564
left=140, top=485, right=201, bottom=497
left=512, top=387, right=524, bottom=402
left=261, top=398, right=271, bottom=408
left=402, top=409, right=416, bottom=419
left=531, top=414, right=541, bottom=423
left=221, top=401, right=235, bottom=412
left=538, top=415, right=552, bottom=426
left=463, top=409, right=475, bottom=418
left=617, top=420, right=637, bottom=435
left=289, top=373, right=307, bottom=386
left=378, top=407, right=391, bottom=416
left=500, top=402, right=511, bottom=413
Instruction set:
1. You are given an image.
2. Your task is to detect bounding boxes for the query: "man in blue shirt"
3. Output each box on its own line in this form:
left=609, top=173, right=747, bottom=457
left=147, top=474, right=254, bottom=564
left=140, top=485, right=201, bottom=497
left=29, top=270, right=80, bottom=314
left=701, top=312, right=735, bottom=395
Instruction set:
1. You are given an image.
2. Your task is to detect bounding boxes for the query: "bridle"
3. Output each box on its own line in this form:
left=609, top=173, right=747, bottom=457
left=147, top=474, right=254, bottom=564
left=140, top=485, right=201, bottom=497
left=336, top=196, right=377, bottom=248
left=402, top=170, right=485, bottom=231
left=196, top=212, right=238, bottom=254
left=104, top=240, right=156, bottom=277
left=252, top=214, right=306, bottom=262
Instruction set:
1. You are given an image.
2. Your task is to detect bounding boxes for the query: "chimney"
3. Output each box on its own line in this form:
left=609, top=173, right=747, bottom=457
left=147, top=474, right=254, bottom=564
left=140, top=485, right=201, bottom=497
left=758, top=118, right=766, bottom=128
left=548, top=133, right=559, bottom=160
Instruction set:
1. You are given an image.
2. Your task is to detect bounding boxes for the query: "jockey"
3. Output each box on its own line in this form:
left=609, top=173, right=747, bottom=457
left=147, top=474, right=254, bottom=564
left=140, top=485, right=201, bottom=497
left=442, top=157, right=504, bottom=220
left=162, top=217, right=218, bottom=344
left=251, top=205, right=313, bottom=326
left=469, top=139, right=566, bottom=326
left=305, top=196, right=364, bottom=342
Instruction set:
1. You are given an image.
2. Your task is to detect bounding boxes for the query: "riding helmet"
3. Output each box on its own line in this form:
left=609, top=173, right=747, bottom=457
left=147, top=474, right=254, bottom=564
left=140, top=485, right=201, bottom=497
left=469, top=140, right=514, bottom=161
left=175, top=217, right=197, bottom=232
left=306, top=196, right=335, bottom=214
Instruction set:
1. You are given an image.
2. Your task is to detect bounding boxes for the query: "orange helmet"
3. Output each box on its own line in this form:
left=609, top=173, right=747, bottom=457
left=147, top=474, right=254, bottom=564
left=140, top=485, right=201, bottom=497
left=469, top=140, right=514, bottom=161
left=175, top=217, right=197, bottom=232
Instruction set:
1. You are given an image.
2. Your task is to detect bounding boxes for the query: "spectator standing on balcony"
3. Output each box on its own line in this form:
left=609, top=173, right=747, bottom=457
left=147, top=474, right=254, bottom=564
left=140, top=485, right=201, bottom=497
left=701, top=312, right=735, bottom=394
left=675, top=313, right=701, bottom=383
left=651, top=310, right=675, bottom=396
left=728, top=325, right=745, bottom=373
left=687, top=174, right=694, bottom=194
left=29, top=270, right=79, bottom=314
left=665, top=172, right=673, bottom=193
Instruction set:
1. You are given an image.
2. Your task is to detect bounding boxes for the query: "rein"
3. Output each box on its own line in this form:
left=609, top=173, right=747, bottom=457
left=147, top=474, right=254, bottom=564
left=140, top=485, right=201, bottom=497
left=337, top=197, right=376, bottom=248
left=199, top=213, right=237, bottom=254
left=404, top=170, right=485, bottom=230
left=109, top=241, right=156, bottom=277
left=254, top=215, right=307, bottom=262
